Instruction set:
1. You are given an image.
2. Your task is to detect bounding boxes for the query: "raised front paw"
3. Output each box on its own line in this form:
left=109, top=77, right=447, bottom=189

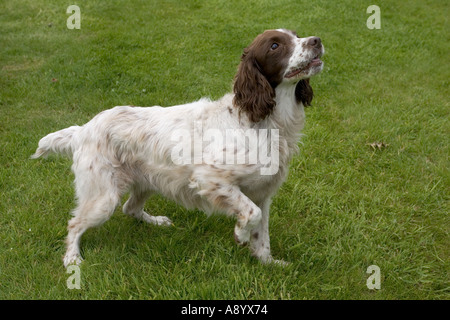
left=234, top=225, right=250, bottom=246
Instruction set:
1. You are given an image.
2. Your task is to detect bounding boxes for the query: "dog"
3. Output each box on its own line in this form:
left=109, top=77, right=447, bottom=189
left=32, top=29, right=324, bottom=267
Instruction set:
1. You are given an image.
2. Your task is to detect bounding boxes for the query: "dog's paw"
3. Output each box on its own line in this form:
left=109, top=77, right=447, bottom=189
left=142, top=214, right=173, bottom=226
left=234, top=226, right=250, bottom=246
left=140, top=212, right=173, bottom=226
left=153, top=215, right=173, bottom=226
left=258, top=255, right=291, bottom=267
left=63, top=253, right=83, bottom=268
left=270, top=259, right=291, bottom=267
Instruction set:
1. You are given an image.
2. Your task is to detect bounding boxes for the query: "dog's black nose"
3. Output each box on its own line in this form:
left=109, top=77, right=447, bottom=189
left=307, top=37, right=321, bottom=48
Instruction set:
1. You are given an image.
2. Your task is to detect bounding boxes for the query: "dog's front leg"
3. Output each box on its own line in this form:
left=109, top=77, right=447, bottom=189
left=248, top=199, right=271, bottom=262
left=249, top=199, right=289, bottom=266
left=228, top=190, right=262, bottom=247
left=202, top=183, right=262, bottom=246
left=201, top=182, right=286, bottom=264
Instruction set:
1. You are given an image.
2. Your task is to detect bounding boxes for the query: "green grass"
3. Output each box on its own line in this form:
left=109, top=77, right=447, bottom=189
left=0, top=0, right=448, bottom=299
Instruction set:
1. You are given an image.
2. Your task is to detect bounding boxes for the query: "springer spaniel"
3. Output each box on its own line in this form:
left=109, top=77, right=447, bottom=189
left=32, top=29, right=324, bottom=267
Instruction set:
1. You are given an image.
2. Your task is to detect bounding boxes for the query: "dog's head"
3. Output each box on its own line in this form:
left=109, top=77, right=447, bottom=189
left=233, top=29, right=324, bottom=122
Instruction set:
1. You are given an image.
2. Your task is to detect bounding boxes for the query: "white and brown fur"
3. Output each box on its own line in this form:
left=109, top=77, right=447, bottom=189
left=32, top=29, right=324, bottom=267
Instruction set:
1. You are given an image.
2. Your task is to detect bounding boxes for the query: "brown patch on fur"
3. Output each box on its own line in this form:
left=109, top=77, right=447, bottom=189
left=139, top=132, right=153, bottom=143
left=214, top=194, right=231, bottom=208
left=233, top=30, right=294, bottom=123
left=295, top=78, right=314, bottom=106
left=209, top=165, right=236, bottom=181
left=209, top=182, right=221, bottom=193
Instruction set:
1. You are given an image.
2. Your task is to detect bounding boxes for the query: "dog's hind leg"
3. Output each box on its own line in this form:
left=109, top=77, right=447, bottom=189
left=123, top=186, right=172, bottom=226
left=63, top=158, right=123, bottom=267
left=64, top=193, right=120, bottom=267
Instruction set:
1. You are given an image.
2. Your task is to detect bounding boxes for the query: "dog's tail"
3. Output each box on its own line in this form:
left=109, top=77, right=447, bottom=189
left=31, top=125, right=81, bottom=159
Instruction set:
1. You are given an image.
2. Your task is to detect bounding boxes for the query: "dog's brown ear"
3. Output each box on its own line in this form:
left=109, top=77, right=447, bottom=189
left=295, top=79, right=314, bottom=106
left=233, top=49, right=276, bottom=123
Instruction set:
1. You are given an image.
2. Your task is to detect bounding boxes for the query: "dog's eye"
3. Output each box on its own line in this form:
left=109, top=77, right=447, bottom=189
left=271, top=43, right=279, bottom=50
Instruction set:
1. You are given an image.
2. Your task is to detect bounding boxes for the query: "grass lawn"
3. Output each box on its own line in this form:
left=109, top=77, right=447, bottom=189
left=0, top=0, right=448, bottom=299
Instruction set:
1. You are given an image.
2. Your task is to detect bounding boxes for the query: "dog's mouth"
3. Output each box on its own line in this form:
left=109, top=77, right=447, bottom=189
left=285, top=54, right=323, bottom=79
